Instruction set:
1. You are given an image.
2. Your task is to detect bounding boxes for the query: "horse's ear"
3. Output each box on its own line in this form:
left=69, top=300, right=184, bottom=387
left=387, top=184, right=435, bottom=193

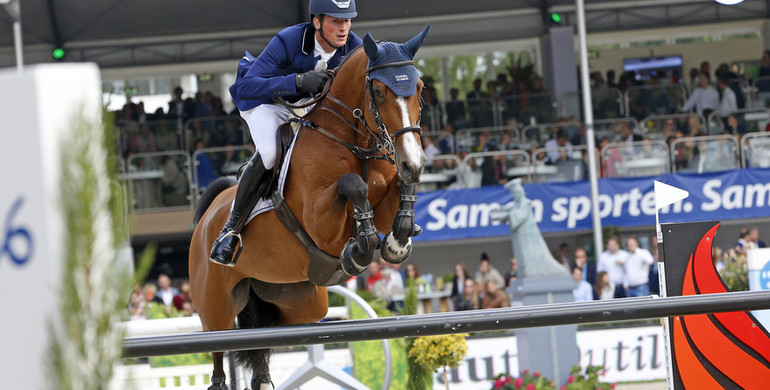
left=403, top=24, right=430, bottom=58
left=363, top=33, right=379, bottom=61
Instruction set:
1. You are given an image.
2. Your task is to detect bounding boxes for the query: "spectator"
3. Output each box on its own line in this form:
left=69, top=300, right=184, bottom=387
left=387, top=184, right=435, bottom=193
left=475, top=252, right=505, bottom=290
left=172, top=280, right=192, bottom=312
left=750, top=227, right=768, bottom=248
left=421, top=135, right=441, bottom=171
left=735, top=227, right=754, bottom=256
left=716, top=63, right=745, bottom=109
left=757, top=50, right=770, bottom=102
left=155, top=273, right=178, bottom=307
left=724, top=114, right=747, bottom=135
left=193, top=139, right=218, bottom=190
left=700, top=61, right=711, bottom=81
left=405, top=263, right=427, bottom=291
left=467, top=78, right=492, bottom=127
left=544, top=130, right=573, bottom=163
left=594, top=271, right=614, bottom=300
left=481, top=280, right=510, bottom=309
left=454, top=278, right=479, bottom=311
left=606, top=69, right=617, bottom=89
left=161, top=156, right=189, bottom=206
left=450, top=263, right=471, bottom=301
left=717, top=75, right=738, bottom=120
left=572, top=266, right=593, bottom=302
left=480, top=144, right=509, bottom=186
left=167, top=86, right=194, bottom=124
left=128, top=288, right=147, bottom=320
left=503, top=257, right=518, bottom=287
left=556, top=243, right=571, bottom=272
left=617, top=121, right=643, bottom=157
left=371, top=267, right=405, bottom=312
left=681, top=72, right=719, bottom=118
left=573, top=247, right=596, bottom=286
left=597, top=237, right=629, bottom=298
left=623, top=237, right=654, bottom=297
left=366, top=259, right=384, bottom=292
left=445, top=88, right=467, bottom=129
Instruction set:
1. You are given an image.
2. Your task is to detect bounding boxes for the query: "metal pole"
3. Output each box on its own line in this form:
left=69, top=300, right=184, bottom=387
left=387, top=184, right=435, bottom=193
left=13, top=21, right=23, bottom=71
left=124, top=290, right=770, bottom=358
left=2, top=0, right=23, bottom=71
left=575, top=0, right=603, bottom=257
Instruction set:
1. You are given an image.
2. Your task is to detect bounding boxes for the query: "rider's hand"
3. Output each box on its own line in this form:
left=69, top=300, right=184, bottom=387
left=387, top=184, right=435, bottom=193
left=295, top=71, right=329, bottom=95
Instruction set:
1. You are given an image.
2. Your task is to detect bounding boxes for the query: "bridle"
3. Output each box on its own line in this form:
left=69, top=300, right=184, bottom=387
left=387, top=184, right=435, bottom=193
left=276, top=59, right=423, bottom=166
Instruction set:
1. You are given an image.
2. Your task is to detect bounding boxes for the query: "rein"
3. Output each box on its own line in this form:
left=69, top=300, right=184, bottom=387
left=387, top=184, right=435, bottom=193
left=274, top=60, right=423, bottom=166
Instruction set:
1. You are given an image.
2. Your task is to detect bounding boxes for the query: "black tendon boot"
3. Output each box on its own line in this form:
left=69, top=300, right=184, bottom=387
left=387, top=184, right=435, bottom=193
left=209, top=153, right=268, bottom=266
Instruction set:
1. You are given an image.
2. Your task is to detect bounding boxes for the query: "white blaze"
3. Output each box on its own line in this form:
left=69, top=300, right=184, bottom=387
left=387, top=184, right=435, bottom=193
left=396, top=96, right=424, bottom=169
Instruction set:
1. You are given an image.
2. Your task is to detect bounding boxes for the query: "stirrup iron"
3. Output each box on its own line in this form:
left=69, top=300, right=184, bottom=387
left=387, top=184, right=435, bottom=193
left=209, top=229, right=244, bottom=267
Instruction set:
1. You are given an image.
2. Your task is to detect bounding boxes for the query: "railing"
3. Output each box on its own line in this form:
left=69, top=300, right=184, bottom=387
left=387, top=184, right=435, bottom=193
left=754, top=76, right=770, bottom=108
left=559, top=87, right=625, bottom=120
left=454, top=125, right=521, bottom=153
left=520, top=121, right=581, bottom=150
left=184, top=116, right=250, bottom=152
left=122, top=151, right=194, bottom=213
left=706, top=108, right=770, bottom=135
left=600, top=139, right=670, bottom=178
left=530, top=145, right=589, bottom=183
left=639, top=113, right=707, bottom=140
left=191, top=145, right=255, bottom=198
left=420, top=154, right=463, bottom=192
left=624, top=83, right=688, bottom=120
left=117, top=119, right=185, bottom=155
left=740, top=132, right=770, bottom=168
left=670, top=134, right=740, bottom=174
left=591, top=118, right=641, bottom=143
left=460, top=150, right=531, bottom=187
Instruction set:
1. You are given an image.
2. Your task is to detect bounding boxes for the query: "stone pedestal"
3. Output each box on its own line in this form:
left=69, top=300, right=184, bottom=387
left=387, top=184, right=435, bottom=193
left=512, top=276, right=579, bottom=385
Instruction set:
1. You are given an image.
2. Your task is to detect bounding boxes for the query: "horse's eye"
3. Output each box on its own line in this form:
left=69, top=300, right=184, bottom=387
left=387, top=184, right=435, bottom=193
left=374, top=88, right=386, bottom=101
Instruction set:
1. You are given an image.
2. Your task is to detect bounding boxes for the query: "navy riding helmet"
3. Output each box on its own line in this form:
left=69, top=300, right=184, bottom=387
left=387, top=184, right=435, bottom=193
left=309, top=0, right=357, bottom=19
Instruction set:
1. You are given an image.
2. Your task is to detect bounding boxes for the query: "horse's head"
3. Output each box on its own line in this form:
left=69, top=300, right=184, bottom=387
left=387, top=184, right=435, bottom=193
left=361, top=26, right=430, bottom=185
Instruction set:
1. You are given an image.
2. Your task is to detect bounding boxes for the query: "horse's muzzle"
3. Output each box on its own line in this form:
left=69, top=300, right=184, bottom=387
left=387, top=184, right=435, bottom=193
left=398, top=157, right=425, bottom=185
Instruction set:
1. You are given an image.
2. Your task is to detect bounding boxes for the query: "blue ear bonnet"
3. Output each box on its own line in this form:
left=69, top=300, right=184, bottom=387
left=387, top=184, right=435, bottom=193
left=364, top=25, right=429, bottom=97
left=367, top=43, right=419, bottom=97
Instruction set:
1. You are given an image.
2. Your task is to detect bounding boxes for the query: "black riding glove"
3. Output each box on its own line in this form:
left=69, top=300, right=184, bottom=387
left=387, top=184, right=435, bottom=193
left=295, top=71, right=329, bottom=95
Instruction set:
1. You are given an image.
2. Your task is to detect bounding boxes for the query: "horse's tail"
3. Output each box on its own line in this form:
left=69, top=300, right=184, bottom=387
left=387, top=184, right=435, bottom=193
left=193, top=177, right=238, bottom=225
left=233, top=283, right=281, bottom=374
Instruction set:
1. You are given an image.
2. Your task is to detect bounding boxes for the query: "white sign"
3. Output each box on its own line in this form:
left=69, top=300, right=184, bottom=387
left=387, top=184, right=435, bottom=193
left=577, top=326, right=666, bottom=383
left=747, top=248, right=770, bottom=330
left=0, top=64, right=101, bottom=388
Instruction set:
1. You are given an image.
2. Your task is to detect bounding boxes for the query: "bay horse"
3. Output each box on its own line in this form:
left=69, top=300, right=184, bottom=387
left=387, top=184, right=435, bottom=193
left=189, top=26, right=429, bottom=390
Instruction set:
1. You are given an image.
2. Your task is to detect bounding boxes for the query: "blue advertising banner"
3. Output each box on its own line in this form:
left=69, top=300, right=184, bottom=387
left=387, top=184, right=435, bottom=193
left=414, top=169, right=770, bottom=242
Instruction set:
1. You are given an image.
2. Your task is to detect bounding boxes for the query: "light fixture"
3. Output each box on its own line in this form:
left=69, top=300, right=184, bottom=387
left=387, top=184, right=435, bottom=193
left=714, top=0, right=744, bottom=5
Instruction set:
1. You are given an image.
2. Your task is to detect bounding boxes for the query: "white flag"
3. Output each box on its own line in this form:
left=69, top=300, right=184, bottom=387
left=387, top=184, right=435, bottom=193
left=654, top=180, right=689, bottom=210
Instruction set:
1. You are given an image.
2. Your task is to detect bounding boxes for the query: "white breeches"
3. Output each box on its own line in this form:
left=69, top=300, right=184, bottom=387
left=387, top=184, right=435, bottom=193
left=240, top=103, right=308, bottom=170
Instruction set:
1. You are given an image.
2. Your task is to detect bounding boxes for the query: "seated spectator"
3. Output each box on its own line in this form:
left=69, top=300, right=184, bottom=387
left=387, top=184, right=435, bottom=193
left=128, top=287, right=147, bottom=321
left=161, top=156, right=189, bottom=206
left=544, top=130, right=573, bottom=163
left=594, top=271, right=614, bottom=300
left=481, top=280, right=510, bottom=309
left=172, top=281, right=192, bottom=312
left=366, top=259, right=384, bottom=292
left=724, top=114, right=747, bottom=135
left=405, top=263, right=427, bottom=291
left=193, top=139, right=218, bottom=190
left=445, top=88, right=467, bottom=129
left=454, top=278, right=479, bottom=311
left=475, top=252, right=505, bottom=290
left=572, top=266, right=593, bottom=302
left=422, top=135, right=441, bottom=171
left=155, top=273, right=178, bottom=307
left=503, top=257, right=518, bottom=287
left=734, top=227, right=754, bottom=256
left=371, top=267, right=405, bottom=313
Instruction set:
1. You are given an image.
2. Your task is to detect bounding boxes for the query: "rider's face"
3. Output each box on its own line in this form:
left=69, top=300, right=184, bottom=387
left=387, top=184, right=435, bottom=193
left=315, top=16, right=351, bottom=51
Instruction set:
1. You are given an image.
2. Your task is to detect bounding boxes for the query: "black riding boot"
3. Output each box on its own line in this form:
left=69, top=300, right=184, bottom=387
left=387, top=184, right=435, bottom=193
left=209, top=153, right=268, bottom=266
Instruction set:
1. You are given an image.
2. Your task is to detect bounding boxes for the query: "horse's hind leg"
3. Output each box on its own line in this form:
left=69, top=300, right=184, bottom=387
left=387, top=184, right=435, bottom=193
left=337, top=173, right=381, bottom=275
left=209, top=352, right=228, bottom=390
left=234, top=281, right=282, bottom=389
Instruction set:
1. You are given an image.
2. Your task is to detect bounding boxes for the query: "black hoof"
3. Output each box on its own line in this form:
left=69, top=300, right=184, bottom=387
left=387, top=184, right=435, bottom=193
left=340, top=240, right=369, bottom=276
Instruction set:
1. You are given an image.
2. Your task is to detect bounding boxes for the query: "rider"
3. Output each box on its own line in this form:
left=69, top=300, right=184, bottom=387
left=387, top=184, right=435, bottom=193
left=210, top=0, right=362, bottom=266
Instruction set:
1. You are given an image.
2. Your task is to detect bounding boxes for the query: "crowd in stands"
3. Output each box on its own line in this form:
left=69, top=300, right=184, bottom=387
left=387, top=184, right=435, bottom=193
left=127, top=268, right=196, bottom=321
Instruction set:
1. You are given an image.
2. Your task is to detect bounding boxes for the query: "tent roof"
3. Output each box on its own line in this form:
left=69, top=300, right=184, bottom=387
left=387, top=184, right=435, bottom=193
left=0, top=0, right=766, bottom=69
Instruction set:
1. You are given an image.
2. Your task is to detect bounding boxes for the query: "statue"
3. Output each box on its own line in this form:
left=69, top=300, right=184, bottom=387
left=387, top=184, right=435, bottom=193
left=491, top=179, right=568, bottom=278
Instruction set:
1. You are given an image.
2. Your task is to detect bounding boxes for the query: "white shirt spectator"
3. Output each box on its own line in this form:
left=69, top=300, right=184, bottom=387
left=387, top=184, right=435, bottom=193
left=624, top=247, right=654, bottom=288
left=423, top=142, right=440, bottom=167
left=719, top=87, right=737, bottom=117
left=597, top=249, right=629, bottom=286
left=597, top=282, right=615, bottom=300
left=544, top=138, right=573, bottom=163
left=573, top=280, right=593, bottom=302
left=681, top=85, right=719, bottom=116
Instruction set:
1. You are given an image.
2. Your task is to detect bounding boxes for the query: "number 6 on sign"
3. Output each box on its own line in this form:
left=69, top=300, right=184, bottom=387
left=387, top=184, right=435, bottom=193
left=2, top=197, right=33, bottom=266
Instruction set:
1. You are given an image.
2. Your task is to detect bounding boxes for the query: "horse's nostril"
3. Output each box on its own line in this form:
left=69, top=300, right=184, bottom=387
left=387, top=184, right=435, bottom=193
left=400, top=162, right=412, bottom=175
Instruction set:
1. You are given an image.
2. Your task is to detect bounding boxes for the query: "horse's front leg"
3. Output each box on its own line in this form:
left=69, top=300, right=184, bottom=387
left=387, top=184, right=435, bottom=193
left=337, top=173, right=380, bottom=275
left=380, top=183, right=422, bottom=264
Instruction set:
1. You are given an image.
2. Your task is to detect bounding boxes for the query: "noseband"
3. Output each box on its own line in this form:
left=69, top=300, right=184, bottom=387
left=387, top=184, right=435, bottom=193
left=279, top=59, right=423, bottom=165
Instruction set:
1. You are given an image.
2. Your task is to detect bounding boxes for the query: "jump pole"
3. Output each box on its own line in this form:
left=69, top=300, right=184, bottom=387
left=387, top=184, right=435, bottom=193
left=124, top=290, right=770, bottom=358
